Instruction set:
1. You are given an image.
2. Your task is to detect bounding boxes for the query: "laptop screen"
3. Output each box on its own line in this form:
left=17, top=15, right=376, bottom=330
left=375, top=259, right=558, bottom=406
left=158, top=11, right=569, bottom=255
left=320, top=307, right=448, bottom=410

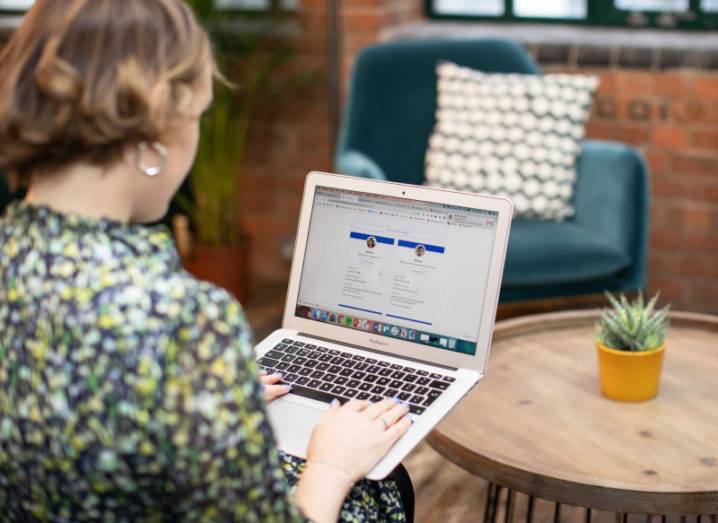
left=294, top=186, right=499, bottom=356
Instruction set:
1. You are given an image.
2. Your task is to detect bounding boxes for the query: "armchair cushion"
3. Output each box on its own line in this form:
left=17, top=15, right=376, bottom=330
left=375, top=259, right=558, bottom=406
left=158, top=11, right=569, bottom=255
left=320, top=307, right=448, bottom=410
left=336, top=150, right=387, bottom=180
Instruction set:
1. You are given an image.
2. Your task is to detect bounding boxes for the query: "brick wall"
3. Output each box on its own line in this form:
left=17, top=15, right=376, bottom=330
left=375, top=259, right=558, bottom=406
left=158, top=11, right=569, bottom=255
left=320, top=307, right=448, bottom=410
left=242, top=3, right=718, bottom=313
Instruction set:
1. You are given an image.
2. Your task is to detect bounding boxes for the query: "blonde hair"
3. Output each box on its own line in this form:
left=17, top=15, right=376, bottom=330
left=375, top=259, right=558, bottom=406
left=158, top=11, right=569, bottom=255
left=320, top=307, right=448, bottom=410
left=0, top=0, right=213, bottom=176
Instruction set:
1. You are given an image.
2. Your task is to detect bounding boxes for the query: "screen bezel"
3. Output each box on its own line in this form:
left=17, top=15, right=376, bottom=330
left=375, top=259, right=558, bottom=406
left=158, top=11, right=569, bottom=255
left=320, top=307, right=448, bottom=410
left=282, top=171, right=513, bottom=374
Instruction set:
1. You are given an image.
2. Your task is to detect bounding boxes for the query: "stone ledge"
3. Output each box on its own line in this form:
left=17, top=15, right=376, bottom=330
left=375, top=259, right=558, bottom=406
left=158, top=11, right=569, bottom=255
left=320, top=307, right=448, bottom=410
left=384, top=21, right=718, bottom=70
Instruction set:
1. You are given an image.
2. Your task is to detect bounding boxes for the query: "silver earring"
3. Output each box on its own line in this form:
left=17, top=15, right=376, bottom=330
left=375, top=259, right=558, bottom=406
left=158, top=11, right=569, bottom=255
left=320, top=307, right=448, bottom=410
left=136, top=141, right=168, bottom=177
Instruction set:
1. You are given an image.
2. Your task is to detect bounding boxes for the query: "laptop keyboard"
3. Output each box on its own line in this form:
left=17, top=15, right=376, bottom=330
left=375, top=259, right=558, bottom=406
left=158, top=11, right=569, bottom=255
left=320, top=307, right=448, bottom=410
left=258, top=338, right=456, bottom=416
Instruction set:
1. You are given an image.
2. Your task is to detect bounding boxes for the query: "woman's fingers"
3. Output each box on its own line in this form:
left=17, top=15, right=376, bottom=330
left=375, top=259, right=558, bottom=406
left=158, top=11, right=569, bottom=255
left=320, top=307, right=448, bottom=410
left=364, top=398, right=400, bottom=419
left=383, top=415, right=412, bottom=442
left=343, top=399, right=370, bottom=411
left=375, top=402, right=409, bottom=428
left=264, top=383, right=291, bottom=402
left=259, top=373, right=282, bottom=385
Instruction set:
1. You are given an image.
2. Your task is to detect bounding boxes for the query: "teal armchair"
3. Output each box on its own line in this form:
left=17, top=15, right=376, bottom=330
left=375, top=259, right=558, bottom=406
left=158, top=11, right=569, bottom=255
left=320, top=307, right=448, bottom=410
left=335, top=39, right=649, bottom=302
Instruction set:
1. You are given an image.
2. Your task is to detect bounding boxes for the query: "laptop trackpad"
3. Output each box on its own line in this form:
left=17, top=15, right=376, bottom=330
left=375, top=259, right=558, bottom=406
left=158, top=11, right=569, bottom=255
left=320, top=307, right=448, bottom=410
left=267, top=398, right=325, bottom=459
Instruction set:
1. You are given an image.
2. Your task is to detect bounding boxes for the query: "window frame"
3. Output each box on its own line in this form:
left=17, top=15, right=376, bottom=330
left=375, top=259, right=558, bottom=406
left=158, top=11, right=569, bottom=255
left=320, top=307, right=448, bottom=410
left=425, top=0, right=718, bottom=30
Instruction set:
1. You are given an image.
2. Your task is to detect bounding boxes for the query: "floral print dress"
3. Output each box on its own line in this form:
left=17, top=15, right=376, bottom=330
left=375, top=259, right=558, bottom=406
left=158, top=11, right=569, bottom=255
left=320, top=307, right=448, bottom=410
left=0, top=202, right=405, bottom=522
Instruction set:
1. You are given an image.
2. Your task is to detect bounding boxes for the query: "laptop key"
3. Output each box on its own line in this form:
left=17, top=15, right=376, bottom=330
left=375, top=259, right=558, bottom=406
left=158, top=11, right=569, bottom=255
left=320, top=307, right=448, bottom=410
left=275, top=362, right=291, bottom=371
left=357, top=392, right=371, bottom=401
left=347, top=379, right=361, bottom=388
left=274, top=343, right=289, bottom=351
left=358, top=382, right=373, bottom=392
left=377, top=361, right=391, bottom=368
left=328, top=365, right=342, bottom=374
left=319, top=382, right=334, bottom=392
left=339, top=368, right=353, bottom=377
left=310, top=371, right=325, bottom=379
left=283, top=373, right=299, bottom=383
left=290, top=385, right=345, bottom=405
left=416, top=377, right=431, bottom=386
left=287, top=365, right=302, bottom=374
left=324, top=374, right=338, bottom=383
left=265, top=350, right=284, bottom=360
left=307, top=351, right=320, bottom=360
left=292, top=341, right=305, bottom=347
left=364, top=375, right=379, bottom=383
left=281, top=338, right=293, bottom=343
left=384, top=388, right=399, bottom=398
left=371, top=385, right=386, bottom=395
left=296, top=377, right=309, bottom=386
left=298, top=368, right=312, bottom=377
left=352, top=355, right=365, bottom=361
left=351, top=371, right=366, bottom=380
left=378, top=368, right=393, bottom=377
left=332, top=385, right=347, bottom=395
left=341, top=360, right=356, bottom=369
left=285, top=346, right=299, bottom=354
left=390, top=364, right=403, bottom=370
left=365, top=358, right=377, bottom=364
left=296, top=348, right=310, bottom=357
left=354, top=362, right=369, bottom=371
left=409, top=405, right=425, bottom=415
left=429, top=380, right=449, bottom=390
left=315, top=346, right=328, bottom=353
left=335, top=377, right=349, bottom=386
left=305, top=344, right=317, bottom=349
left=366, top=365, right=381, bottom=374
left=442, top=376, right=456, bottom=383
left=423, top=396, right=437, bottom=407
left=389, top=380, right=403, bottom=389
left=402, top=366, right=418, bottom=374
left=319, top=354, right=333, bottom=362
left=401, top=383, right=416, bottom=392
left=344, top=389, right=358, bottom=398
left=377, top=377, right=391, bottom=386
left=410, top=395, right=424, bottom=404
left=258, top=357, right=279, bottom=367
left=304, top=360, right=319, bottom=369
left=316, top=362, right=330, bottom=371
left=415, top=370, right=429, bottom=376
left=398, top=392, right=412, bottom=401
left=330, top=356, right=344, bottom=365
left=294, top=357, right=308, bottom=366
left=262, top=368, right=275, bottom=375
left=415, top=386, right=429, bottom=395
left=307, top=379, right=322, bottom=389
left=281, top=354, right=296, bottom=363
left=340, top=352, right=352, bottom=358
left=403, top=374, right=418, bottom=383
left=430, top=373, right=443, bottom=379
left=370, top=395, right=384, bottom=403
left=390, top=371, right=405, bottom=379
left=328, top=349, right=341, bottom=355
left=428, top=389, right=441, bottom=398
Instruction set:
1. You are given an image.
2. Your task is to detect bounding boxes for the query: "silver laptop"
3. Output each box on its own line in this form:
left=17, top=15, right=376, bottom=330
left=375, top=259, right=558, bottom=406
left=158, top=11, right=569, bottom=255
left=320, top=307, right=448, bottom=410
left=255, top=171, right=512, bottom=480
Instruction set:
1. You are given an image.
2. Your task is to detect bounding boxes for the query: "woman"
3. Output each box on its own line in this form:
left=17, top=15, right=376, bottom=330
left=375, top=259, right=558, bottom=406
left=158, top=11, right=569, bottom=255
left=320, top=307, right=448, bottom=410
left=0, top=1, right=412, bottom=521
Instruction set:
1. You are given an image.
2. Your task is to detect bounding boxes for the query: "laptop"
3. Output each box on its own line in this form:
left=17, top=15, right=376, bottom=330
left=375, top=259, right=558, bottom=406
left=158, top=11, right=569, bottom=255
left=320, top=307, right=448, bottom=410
left=255, top=171, right=512, bottom=480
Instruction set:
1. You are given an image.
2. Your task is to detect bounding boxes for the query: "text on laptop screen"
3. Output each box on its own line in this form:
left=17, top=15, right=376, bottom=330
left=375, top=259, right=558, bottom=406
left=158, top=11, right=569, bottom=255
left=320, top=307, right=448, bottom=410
left=295, top=186, right=499, bottom=356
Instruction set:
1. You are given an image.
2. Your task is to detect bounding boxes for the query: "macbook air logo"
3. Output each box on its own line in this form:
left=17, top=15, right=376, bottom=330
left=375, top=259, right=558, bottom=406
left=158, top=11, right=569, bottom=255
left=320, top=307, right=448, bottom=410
left=369, top=337, right=389, bottom=347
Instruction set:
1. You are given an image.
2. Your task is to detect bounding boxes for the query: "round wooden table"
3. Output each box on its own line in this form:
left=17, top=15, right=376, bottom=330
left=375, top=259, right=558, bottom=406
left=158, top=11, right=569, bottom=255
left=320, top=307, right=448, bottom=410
left=428, top=310, right=718, bottom=518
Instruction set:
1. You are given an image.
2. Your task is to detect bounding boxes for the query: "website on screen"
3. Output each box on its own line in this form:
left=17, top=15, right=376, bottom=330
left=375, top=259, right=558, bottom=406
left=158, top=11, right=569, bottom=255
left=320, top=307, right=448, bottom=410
left=295, top=186, right=498, bottom=356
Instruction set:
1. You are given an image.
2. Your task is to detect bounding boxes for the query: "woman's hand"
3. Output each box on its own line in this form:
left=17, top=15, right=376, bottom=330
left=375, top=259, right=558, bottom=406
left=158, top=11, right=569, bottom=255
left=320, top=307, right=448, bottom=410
left=259, top=371, right=291, bottom=403
left=306, top=398, right=412, bottom=483
left=294, top=398, right=412, bottom=522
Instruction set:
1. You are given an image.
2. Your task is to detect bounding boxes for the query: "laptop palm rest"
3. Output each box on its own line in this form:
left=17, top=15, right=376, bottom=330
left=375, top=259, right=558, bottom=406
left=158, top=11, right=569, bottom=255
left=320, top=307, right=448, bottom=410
left=267, top=398, right=324, bottom=458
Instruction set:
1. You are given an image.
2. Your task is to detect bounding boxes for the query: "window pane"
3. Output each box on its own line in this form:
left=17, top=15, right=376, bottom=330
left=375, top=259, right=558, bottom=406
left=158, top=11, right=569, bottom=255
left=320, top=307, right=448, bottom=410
left=701, top=0, right=718, bottom=12
left=615, top=0, right=689, bottom=11
left=514, top=0, right=586, bottom=18
left=0, top=0, right=34, bottom=8
left=433, top=0, right=504, bottom=16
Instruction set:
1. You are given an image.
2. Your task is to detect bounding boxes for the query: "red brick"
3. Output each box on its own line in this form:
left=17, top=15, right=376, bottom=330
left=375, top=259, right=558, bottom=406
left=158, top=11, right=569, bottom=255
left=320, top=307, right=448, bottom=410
left=673, top=100, right=718, bottom=125
left=654, top=72, right=689, bottom=98
left=595, top=72, right=617, bottom=97
left=651, top=125, right=688, bottom=149
left=650, top=228, right=682, bottom=249
left=690, top=128, right=718, bottom=150
left=645, top=150, right=673, bottom=175
left=645, top=278, right=685, bottom=304
left=615, top=71, right=655, bottom=99
left=691, top=74, right=718, bottom=100
left=342, top=8, right=391, bottom=33
left=683, top=206, right=714, bottom=229
left=585, top=121, right=650, bottom=144
left=684, top=233, right=718, bottom=251
left=672, top=152, right=718, bottom=177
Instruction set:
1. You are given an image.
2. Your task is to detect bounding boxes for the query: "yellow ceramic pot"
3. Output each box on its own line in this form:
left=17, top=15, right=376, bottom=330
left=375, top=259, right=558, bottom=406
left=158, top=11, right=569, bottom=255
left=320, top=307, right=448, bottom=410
left=596, top=341, right=665, bottom=402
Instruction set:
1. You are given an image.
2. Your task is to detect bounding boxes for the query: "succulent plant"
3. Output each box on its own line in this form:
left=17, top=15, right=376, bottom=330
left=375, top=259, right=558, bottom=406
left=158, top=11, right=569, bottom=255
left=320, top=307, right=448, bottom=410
left=595, top=292, right=670, bottom=352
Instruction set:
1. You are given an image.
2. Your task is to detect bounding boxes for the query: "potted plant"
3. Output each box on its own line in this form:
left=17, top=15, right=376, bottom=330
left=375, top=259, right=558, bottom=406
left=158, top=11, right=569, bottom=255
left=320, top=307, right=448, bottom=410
left=595, top=292, right=670, bottom=402
left=175, top=1, right=300, bottom=301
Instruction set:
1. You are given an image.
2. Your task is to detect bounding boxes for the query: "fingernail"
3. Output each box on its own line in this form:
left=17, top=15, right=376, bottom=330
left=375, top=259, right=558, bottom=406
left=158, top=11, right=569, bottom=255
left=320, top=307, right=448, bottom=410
left=273, top=373, right=283, bottom=378
left=259, top=369, right=267, bottom=375
left=283, top=384, right=292, bottom=389
left=331, top=399, right=339, bottom=406
left=401, top=400, right=410, bottom=408
left=391, top=396, right=401, bottom=403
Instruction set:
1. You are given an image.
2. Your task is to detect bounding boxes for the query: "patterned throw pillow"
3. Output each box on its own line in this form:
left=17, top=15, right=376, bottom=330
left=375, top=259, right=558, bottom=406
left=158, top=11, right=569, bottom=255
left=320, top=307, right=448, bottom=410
left=425, top=62, right=598, bottom=220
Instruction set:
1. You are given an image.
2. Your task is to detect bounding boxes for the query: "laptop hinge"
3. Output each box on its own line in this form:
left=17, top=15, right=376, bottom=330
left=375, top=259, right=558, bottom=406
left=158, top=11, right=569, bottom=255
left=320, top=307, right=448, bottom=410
left=298, top=332, right=459, bottom=371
